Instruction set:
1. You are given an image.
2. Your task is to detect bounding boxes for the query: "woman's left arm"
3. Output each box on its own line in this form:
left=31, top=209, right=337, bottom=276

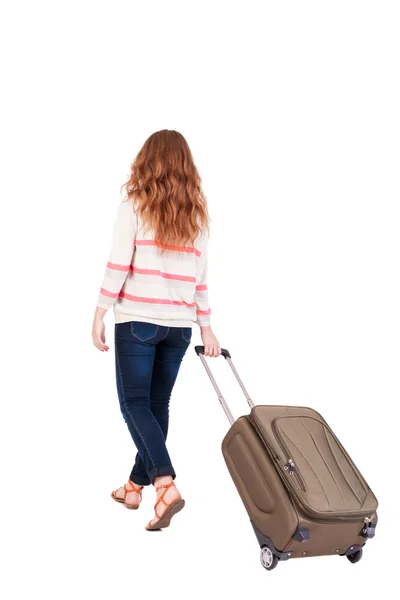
left=92, top=200, right=136, bottom=351
left=195, top=231, right=221, bottom=357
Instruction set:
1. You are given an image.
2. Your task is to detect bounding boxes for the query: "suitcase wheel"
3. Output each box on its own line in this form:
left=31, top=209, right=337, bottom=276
left=346, top=548, right=363, bottom=564
left=260, top=546, right=279, bottom=571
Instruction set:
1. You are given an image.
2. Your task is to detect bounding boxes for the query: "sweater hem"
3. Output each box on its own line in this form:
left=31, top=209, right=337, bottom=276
left=114, top=312, right=194, bottom=328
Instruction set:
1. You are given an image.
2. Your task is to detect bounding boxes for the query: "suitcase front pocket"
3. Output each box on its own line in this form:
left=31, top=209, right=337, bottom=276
left=271, top=416, right=378, bottom=520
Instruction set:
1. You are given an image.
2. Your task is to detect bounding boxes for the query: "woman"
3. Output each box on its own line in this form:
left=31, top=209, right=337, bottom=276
left=92, top=130, right=221, bottom=530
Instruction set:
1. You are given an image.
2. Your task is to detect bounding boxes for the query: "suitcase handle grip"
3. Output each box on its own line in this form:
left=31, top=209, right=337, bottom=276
left=195, top=345, right=231, bottom=359
left=194, top=345, right=255, bottom=425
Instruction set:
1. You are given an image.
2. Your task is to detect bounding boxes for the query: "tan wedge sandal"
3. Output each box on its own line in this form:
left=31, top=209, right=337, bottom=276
left=145, top=481, right=185, bottom=530
left=111, top=481, right=143, bottom=510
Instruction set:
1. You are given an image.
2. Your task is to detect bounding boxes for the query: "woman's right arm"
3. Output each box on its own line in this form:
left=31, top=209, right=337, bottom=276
left=92, top=200, right=136, bottom=351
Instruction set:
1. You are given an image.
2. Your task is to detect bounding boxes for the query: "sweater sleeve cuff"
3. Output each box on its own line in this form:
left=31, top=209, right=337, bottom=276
left=97, top=302, right=112, bottom=311
left=197, top=316, right=211, bottom=327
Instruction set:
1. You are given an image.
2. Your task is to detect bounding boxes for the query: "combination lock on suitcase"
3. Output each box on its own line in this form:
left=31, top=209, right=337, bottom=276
left=195, top=346, right=378, bottom=571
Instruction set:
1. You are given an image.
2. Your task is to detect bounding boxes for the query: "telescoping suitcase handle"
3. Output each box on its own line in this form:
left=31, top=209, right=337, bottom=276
left=195, top=346, right=255, bottom=425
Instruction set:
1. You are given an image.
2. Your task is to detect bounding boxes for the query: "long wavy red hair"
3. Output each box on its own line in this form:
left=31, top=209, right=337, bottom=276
left=122, top=130, right=209, bottom=247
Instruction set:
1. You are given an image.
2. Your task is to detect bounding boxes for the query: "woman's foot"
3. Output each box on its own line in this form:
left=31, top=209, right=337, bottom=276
left=145, top=476, right=185, bottom=530
left=111, top=480, right=143, bottom=509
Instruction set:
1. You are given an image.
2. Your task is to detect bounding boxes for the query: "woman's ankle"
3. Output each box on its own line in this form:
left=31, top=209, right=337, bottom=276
left=154, top=475, right=173, bottom=488
left=129, top=479, right=143, bottom=488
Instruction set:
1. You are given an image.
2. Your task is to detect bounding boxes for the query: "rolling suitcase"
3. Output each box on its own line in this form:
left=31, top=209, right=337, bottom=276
left=195, top=346, right=378, bottom=571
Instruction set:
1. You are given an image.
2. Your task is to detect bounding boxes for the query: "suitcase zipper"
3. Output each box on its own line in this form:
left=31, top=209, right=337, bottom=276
left=272, top=429, right=308, bottom=493
left=283, top=459, right=307, bottom=492
left=250, top=412, right=374, bottom=522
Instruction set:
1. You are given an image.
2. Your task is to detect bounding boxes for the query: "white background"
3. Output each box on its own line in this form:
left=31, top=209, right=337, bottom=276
left=1, top=1, right=399, bottom=598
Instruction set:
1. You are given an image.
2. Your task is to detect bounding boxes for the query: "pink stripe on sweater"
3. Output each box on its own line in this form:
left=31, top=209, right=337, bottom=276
left=120, top=291, right=196, bottom=308
left=100, top=287, right=119, bottom=298
left=196, top=308, right=211, bottom=316
left=130, top=266, right=195, bottom=283
left=107, top=262, right=130, bottom=272
left=135, top=239, right=201, bottom=257
left=195, top=284, right=208, bottom=291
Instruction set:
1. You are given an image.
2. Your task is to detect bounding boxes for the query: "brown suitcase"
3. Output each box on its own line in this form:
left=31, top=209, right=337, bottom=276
left=195, top=346, right=378, bottom=571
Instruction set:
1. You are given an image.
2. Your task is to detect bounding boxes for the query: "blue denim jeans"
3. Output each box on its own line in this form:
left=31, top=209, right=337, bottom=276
left=115, top=321, right=192, bottom=486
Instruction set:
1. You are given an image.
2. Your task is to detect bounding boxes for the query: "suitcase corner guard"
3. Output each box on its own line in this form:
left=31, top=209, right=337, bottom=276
left=251, top=521, right=291, bottom=561
left=291, top=526, right=310, bottom=542
left=359, top=518, right=377, bottom=539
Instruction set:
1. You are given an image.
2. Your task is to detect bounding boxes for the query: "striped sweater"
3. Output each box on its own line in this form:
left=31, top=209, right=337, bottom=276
left=97, top=200, right=211, bottom=327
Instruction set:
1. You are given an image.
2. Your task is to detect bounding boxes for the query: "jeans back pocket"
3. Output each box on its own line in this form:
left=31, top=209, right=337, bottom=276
left=181, top=327, right=192, bottom=344
left=131, top=322, right=160, bottom=342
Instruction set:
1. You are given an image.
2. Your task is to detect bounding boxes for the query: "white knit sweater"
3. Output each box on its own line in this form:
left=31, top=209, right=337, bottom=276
left=97, top=200, right=211, bottom=328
